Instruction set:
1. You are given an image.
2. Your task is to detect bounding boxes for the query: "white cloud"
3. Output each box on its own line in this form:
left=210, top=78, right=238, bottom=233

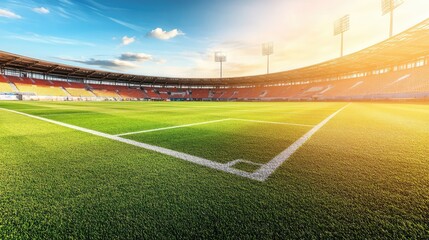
left=148, top=28, right=184, bottom=40
left=121, top=36, right=135, bottom=45
left=33, top=7, right=50, bottom=14
left=0, top=9, right=21, bottom=19
left=109, top=17, right=145, bottom=32
left=61, top=57, right=137, bottom=70
left=60, top=52, right=161, bottom=71
left=119, top=52, right=152, bottom=61
left=10, top=33, right=94, bottom=46
left=154, top=59, right=167, bottom=65
left=59, top=0, right=74, bottom=5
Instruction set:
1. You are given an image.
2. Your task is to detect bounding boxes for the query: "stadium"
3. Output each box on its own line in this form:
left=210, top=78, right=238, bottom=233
left=1, top=18, right=429, bottom=101
left=0, top=0, right=428, bottom=239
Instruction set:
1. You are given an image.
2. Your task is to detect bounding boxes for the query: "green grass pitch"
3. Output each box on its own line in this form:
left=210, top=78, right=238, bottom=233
left=0, top=101, right=428, bottom=239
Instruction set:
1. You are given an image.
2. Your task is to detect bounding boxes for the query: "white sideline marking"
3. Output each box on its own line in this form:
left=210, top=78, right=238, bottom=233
left=116, top=118, right=312, bottom=136
left=230, top=118, right=313, bottom=127
left=116, top=118, right=232, bottom=136
left=0, top=108, right=258, bottom=181
left=252, top=104, right=350, bottom=181
left=0, top=104, right=349, bottom=182
left=40, top=112, right=99, bottom=117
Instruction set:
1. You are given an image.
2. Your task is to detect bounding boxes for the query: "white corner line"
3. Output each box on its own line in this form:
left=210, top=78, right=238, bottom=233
left=0, top=108, right=261, bottom=181
left=116, top=118, right=232, bottom=136
left=0, top=103, right=350, bottom=182
left=251, top=103, right=351, bottom=181
left=225, top=159, right=263, bottom=168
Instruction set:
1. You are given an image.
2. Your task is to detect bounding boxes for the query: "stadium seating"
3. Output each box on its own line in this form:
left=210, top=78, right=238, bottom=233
left=168, top=88, right=190, bottom=99
left=14, top=83, right=69, bottom=96
left=0, top=75, right=8, bottom=82
left=7, top=76, right=34, bottom=84
left=143, top=88, right=161, bottom=99
left=211, top=88, right=238, bottom=99
left=234, top=87, right=265, bottom=99
left=156, top=88, right=170, bottom=99
left=0, top=82, right=13, bottom=93
left=91, top=89, right=120, bottom=98
left=5, top=76, right=67, bottom=96
left=66, top=88, right=95, bottom=97
left=0, top=76, right=13, bottom=93
left=90, top=84, right=121, bottom=98
left=1, top=64, right=429, bottom=100
left=211, top=89, right=224, bottom=99
left=117, top=87, right=146, bottom=99
left=190, top=89, right=210, bottom=99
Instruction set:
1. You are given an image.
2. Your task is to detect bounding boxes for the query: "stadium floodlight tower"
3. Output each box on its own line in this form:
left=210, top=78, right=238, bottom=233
left=381, top=0, right=404, bottom=38
left=334, top=15, right=350, bottom=57
left=262, top=42, right=274, bottom=74
left=215, top=51, right=227, bottom=79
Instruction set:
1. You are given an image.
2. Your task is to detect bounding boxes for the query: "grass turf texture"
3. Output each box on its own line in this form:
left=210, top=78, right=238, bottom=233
left=0, top=101, right=428, bottom=239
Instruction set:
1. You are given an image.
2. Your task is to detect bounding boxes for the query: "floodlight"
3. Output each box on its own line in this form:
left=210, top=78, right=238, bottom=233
left=334, top=15, right=350, bottom=57
left=215, top=51, right=226, bottom=63
left=262, top=42, right=274, bottom=56
left=381, top=0, right=404, bottom=37
left=262, top=42, right=274, bottom=74
left=334, top=15, right=350, bottom=36
left=381, top=0, right=404, bottom=15
left=214, top=51, right=226, bottom=79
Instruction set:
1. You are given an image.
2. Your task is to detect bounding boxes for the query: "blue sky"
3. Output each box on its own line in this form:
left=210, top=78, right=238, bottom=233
left=1, top=0, right=428, bottom=78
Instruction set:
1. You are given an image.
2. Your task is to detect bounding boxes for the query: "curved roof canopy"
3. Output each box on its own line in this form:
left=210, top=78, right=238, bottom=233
left=1, top=18, right=429, bottom=86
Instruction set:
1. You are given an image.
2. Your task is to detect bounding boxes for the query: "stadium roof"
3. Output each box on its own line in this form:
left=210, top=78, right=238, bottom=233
left=1, top=18, right=429, bottom=86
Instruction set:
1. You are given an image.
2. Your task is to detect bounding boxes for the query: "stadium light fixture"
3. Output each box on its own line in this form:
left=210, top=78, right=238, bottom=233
left=334, top=15, right=350, bottom=57
left=381, top=0, right=404, bottom=38
left=262, top=42, right=274, bottom=74
left=215, top=51, right=226, bottom=79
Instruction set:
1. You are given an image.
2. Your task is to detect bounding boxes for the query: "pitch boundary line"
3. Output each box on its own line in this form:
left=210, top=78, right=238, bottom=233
left=116, top=118, right=313, bottom=136
left=1, top=103, right=349, bottom=182
left=116, top=118, right=232, bottom=136
left=229, top=118, right=313, bottom=127
left=0, top=108, right=259, bottom=180
left=252, top=104, right=350, bottom=181
left=225, top=159, right=263, bottom=167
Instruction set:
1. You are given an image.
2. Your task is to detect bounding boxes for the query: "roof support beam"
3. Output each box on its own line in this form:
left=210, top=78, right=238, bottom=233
left=101, top=73, right=113, bottom=80
left=1, top=57, right=20, bottom=68
left=47, top=65, right=60, bottom=73
left=86, top=71, right=98, bottom=78
left=67, top=68, right=81, bottom=77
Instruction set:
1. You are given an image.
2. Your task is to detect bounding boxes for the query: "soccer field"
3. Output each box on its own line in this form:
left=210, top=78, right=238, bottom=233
left=0, top=101, right=428, bottom=239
